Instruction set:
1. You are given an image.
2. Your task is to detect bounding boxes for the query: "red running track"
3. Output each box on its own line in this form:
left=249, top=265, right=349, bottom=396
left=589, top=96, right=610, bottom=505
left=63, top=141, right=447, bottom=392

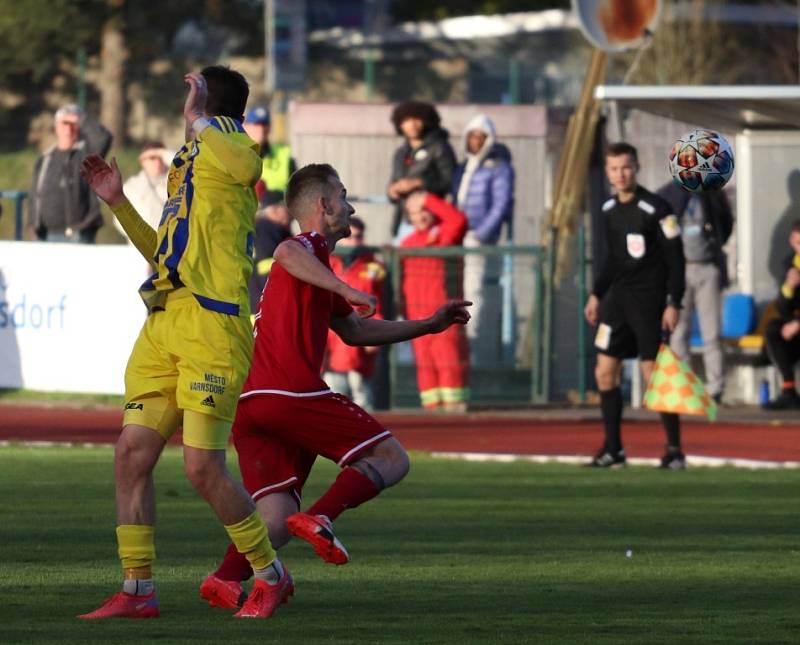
left=1, top=403, right=798, bottom=463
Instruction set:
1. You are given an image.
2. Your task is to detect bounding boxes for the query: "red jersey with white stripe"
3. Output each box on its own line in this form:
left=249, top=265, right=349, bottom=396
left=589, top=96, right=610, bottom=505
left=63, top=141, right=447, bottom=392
left=242, top=231, right=353, bottom=397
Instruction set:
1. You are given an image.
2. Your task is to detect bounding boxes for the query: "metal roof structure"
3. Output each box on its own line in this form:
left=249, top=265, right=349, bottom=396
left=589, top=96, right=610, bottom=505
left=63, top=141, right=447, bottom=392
left=594, top=85, right=800, bottom=131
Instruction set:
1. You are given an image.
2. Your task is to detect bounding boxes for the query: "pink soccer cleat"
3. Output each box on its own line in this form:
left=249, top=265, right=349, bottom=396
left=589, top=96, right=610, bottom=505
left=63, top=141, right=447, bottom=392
left=286, top=512, right=350, bottom=565
left=234, top=567, right=294, bottom=619
left=200, top=574, right=246, bottom=609
left=77, top=591, right=160, bottom=619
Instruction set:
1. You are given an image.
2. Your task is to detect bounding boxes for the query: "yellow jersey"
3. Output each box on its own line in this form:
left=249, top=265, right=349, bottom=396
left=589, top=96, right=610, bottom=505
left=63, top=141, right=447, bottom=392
left=140, top=116, right=261, bottom=317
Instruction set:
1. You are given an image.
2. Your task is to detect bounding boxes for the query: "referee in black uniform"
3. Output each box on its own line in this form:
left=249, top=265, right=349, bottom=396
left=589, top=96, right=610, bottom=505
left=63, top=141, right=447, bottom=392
left=584, top=142, right=687, bottom=469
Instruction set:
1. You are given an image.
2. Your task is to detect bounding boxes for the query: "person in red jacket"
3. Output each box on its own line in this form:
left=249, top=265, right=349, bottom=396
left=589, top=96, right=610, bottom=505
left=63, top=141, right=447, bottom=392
left=401, top=190, right=470, bottom=411
left=325, top=217, right=387, bottom=409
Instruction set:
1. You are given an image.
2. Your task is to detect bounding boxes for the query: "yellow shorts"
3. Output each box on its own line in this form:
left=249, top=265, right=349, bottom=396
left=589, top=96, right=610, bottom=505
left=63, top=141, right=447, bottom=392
left=123, top=288, right=253, bottom=449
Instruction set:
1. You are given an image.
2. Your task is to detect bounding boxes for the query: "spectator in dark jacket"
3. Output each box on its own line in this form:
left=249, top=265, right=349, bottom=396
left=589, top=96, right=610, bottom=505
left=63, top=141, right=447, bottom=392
left=29, top=104, right=112, bottom=243
left=763, top=219, right=800, bottom=410
left=452, top=114, right=515, bottom=363
left=388, top=101, right=456, bottom=239
left=658, top=181, right=734, bottom=403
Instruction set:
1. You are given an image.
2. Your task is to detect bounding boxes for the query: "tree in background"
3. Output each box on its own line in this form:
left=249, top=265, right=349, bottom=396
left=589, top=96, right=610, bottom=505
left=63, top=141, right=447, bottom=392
left=621, top=0, right=798, bottom=86
left=0, top=0, right=97, bottom=147
left=99, top=0, right=129, bottom=148
left=0, top=0, right=264, bottom=150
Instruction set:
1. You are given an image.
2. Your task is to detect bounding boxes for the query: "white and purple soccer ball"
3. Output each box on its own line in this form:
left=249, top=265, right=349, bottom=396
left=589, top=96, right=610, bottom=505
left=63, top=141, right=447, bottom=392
left=668, top=129, right=735, bottom=193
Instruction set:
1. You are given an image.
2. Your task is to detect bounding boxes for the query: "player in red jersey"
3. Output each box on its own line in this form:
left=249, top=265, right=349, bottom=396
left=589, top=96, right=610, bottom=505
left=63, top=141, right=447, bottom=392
left=199, top=164, right=470, bottom=610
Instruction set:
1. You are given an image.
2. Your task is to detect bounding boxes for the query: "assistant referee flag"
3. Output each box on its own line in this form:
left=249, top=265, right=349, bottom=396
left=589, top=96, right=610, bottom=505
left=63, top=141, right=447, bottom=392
left=644, top=344, right=718, bottom=421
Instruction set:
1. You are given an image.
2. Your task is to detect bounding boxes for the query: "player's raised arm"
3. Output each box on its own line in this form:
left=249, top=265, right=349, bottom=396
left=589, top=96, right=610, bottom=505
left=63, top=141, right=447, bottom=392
left=274, top=239, right=377, bottom=317
left=80, top=154, right=157, bottom=263
left=331, top=300, right=471, bottom=347
left=421, top=192, right=467, bottom=245
left=184, top=72, right=262, bottom=186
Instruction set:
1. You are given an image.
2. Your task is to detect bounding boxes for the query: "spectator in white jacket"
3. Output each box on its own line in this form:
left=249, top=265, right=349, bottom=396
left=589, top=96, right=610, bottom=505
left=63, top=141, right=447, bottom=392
left=115, top=141, right=171, bottom=239
left=452, top=114, right=515, bottom=364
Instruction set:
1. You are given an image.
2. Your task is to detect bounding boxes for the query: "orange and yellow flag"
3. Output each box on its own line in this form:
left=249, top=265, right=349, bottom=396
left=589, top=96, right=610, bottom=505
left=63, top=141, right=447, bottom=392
left=644, top=344, right=717, bottom=421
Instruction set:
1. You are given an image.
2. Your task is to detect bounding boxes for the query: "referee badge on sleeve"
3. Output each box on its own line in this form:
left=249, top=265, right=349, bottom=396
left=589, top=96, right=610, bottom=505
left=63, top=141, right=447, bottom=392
left=659, top=215, right=681, bottom=239
left=626, top=233, right=645, bottom=259
left=595, top=323, right=612, bottom=350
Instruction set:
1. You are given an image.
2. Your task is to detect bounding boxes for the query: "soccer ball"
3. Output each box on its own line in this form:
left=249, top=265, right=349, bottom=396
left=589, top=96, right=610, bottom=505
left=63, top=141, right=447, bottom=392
left=668, top=129, right=734, bottom=193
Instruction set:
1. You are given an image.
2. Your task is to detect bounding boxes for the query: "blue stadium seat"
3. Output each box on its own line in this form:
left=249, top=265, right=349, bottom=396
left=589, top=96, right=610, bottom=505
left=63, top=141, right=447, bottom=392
left=689, top=293, right=756, bottom=348
left=721, top=293, right=757, bottom=338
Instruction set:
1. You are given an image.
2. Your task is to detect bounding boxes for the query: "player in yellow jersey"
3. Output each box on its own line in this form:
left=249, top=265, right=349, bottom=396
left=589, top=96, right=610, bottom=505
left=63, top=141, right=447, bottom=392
left=78, top=66, right=377, bottom=620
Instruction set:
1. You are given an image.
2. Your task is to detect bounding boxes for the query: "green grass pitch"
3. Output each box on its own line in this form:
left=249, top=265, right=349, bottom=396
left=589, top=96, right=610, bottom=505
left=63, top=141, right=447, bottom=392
left=0, top=444, right=798, bottom=644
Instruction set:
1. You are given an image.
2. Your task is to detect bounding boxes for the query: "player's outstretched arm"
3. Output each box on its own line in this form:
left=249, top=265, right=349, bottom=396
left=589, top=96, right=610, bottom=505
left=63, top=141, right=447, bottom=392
left=274, top=239, right=377, bottom=317
left=80, top=154, right=157, bottom=263
left=331, top=300, right=471, bottom=346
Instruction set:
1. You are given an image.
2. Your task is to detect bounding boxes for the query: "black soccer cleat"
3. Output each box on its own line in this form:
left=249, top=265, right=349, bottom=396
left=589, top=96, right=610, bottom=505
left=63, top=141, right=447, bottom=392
left=585, top=448, right=627, bottom=468
left=658, top=451, right=687, bottom=470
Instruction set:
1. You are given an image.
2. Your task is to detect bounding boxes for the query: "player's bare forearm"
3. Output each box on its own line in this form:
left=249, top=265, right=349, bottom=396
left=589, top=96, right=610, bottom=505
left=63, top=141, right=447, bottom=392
left=275, top=240, right=349, bottom=294
left=274, top=240, right=376, bottom=317
left=332, top=315, right=435, bottom=347
left=332, top=300, right=471, bottom=346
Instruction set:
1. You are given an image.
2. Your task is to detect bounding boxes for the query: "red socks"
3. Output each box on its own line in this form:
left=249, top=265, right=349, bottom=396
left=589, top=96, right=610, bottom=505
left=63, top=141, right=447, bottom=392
left=214, top=468, right=380, bottom=579
left=214, top=542, right=253, bottom=582
left=307, top=467, right=380, bottom=521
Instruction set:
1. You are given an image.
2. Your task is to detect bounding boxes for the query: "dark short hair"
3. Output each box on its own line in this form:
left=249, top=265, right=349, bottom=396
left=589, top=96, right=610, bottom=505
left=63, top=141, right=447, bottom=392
left=605, top=141, right=638, bottom=162
left=285, top=164, right=340, bottom=214
left=201, top=65, right=249, bottom=122
left=390, top=101, right=441, bottom=136
left=790, top=219, right=800, bottom=234
left=349, top=216, right=365, bottom=232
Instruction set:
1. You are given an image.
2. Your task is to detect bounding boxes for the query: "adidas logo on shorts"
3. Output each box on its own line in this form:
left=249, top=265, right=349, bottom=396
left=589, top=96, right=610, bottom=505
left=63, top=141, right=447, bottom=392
left=201, top=395, right=216, bottom=408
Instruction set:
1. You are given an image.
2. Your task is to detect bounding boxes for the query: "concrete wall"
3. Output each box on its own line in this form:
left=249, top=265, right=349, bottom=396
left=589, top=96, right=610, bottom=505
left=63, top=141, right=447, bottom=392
left=288, top=101, right=560, bottom=246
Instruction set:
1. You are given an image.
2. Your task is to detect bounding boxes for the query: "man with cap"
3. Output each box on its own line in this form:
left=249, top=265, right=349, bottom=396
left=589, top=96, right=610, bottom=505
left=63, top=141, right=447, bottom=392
left=244, top=106, right=297, bottom=206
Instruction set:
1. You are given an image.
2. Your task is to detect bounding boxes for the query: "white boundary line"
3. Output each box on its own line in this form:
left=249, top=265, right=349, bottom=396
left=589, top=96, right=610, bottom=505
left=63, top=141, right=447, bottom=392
left=431, top=451, right=800, bottom=470
left=1, top=441, right=798, bottom=470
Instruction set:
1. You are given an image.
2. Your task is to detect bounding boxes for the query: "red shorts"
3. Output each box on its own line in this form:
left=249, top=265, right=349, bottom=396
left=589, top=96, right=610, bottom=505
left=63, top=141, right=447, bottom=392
left=232, top=392, right=392, bottom=503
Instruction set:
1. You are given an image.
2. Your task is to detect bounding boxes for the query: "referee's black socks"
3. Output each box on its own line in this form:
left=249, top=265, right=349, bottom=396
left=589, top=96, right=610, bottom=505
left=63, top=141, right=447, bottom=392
left=599, top=388, right=623, bottom=454
left=659, top=412, right=681, bottom=451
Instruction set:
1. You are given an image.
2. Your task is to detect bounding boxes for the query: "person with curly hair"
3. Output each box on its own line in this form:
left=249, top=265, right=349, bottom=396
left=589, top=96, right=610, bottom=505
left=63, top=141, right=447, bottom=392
left=387, top=101, right=456, bottom=239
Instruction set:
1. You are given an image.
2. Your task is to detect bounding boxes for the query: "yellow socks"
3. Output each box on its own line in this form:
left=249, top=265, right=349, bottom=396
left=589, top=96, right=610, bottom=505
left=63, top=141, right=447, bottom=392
left=224, top=511, right=276, bottom=571
left=117, top=525, right=156, bottom=596
left=117, top=525, right=155, bottom=570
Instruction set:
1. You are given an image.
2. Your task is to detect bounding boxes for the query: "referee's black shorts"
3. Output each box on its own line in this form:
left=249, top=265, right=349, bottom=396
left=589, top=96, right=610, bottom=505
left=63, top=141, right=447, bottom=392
left=594, top=287, right=665, bottom=361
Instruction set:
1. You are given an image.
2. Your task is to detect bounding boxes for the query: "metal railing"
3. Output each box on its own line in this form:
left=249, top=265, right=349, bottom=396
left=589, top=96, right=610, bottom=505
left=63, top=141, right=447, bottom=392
left=0, top=191, right=28, bottom=241
left=335, top=243, right=552, bottom=408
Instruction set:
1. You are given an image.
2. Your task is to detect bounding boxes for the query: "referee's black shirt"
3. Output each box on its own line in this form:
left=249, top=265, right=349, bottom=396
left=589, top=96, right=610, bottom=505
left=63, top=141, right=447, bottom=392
left=592, top=185, right=685, bottom=307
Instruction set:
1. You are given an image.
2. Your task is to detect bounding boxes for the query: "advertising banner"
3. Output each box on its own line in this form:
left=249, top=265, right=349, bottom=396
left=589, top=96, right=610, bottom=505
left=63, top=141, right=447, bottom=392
left=0, top=242, right=149, bottom=393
